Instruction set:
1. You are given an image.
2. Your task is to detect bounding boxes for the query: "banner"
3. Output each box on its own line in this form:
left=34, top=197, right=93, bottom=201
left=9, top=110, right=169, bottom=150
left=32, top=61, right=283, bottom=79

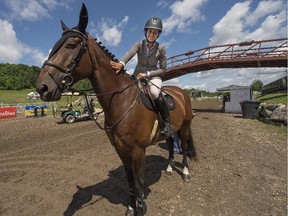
left=25, top=105, right=48, bottom=117
left=0, top=107, right=17, bottom=119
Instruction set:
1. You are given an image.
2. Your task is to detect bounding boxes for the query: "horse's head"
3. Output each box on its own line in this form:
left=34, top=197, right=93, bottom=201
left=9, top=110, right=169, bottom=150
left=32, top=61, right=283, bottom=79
left=36, top=3, right=93, bottom=101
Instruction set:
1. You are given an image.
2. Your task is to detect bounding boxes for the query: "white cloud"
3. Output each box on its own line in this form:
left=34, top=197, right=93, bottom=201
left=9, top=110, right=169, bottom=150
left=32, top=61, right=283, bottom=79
left=164, top=77, right=180, bottom=86
left=245, top=0, right=284, bottom=26
left=247, top=10, right=287, bottom=40
left=209, top=0, right=286, bottom=45
left=0, top=19, right=22, bottom=62
left=22, top=45, right=48, bottom=66
left=1, top=0, right=73, bottom=21
left=162, top=38, right=176, bottom=49
left=162, top=0, right=207, bottom=34
left=0, top=19, right=46, bottom=65
left=185, top=68, right=287, bottom=92
left=94, top=16, right=129, bottom=47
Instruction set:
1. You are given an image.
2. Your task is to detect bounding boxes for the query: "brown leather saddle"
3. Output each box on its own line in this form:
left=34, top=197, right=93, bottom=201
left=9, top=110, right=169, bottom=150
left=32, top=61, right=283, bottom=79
left=139, top=81, right=176, bottom=111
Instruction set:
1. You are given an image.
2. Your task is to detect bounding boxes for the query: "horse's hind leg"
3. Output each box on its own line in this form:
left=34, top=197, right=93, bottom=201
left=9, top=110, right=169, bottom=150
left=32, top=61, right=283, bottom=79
left=166, top=136, right=175, bottom=174
left=181, top=150, right=190, bottom=182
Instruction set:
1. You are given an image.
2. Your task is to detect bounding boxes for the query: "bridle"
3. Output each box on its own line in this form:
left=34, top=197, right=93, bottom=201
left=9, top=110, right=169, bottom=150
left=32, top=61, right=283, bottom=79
left=41, top=28, right=139, bottom=131
left=42, top=29, right=93, bottom=90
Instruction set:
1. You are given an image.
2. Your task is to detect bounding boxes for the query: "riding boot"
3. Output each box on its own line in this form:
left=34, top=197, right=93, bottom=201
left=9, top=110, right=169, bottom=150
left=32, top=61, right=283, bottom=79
left=155, top=96, right=173, bottom=136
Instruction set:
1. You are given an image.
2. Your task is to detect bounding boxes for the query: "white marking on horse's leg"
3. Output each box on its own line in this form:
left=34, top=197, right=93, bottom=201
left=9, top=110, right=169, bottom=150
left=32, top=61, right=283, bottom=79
left=182, top=166, right=190, bottom=181
left=166, top=164, right=173, bottom=173
left=183, top=166, right=189, bottom=176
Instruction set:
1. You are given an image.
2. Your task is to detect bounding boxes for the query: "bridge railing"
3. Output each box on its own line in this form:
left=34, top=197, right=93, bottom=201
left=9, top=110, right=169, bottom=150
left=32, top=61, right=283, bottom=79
left=167, top=38, right=288, bottom=68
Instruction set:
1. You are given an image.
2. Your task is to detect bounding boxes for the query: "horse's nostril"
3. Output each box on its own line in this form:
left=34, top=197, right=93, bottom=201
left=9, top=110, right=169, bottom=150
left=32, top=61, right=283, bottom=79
left=38, top=84, right=48, bottom=94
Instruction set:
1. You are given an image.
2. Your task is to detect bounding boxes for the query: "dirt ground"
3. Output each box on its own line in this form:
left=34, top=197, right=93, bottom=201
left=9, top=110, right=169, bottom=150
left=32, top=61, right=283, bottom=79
left=0, top=99, right=286, bottom=216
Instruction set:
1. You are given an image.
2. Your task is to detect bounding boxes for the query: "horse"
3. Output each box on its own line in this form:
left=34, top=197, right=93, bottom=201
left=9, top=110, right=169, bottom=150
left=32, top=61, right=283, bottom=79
left=36, top=4, right=197, bottom=216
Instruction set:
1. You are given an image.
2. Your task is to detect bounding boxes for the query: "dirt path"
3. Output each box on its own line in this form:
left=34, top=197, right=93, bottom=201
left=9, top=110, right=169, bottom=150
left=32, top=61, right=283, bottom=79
left=0, top=100, right=286, bottom=216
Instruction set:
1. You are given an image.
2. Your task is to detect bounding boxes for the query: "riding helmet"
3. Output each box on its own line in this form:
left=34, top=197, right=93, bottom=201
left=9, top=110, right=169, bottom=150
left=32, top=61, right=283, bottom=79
left=144, top=17, right=163, bottom=36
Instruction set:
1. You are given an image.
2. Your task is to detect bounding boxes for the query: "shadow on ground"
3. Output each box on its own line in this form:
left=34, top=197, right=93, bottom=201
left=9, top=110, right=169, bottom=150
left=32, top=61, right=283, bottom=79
left=63, top=155, right=167, bottom=216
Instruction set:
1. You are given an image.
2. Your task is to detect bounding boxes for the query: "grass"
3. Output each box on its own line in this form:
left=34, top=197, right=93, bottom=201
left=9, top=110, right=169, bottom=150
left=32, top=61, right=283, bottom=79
left=250, top=119, right=287, bottom=139
left=0, top=89, right=36, bottom=104
left=255, top=91, right=287, bottom=105
left=0, top=89, right=102, bottom=109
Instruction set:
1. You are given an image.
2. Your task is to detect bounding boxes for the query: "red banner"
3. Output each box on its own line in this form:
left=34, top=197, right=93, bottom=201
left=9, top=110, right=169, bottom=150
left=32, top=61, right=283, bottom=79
left=0, top=107, right=17, bottom=119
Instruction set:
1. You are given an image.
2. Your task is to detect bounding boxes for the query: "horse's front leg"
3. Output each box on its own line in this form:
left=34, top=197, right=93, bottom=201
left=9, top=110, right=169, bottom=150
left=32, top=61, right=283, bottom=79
left=166, top=136, right=175, bottom=174
left=123, top=163, right=137, bottom=216
left=131, top=146, right=147, bottom=216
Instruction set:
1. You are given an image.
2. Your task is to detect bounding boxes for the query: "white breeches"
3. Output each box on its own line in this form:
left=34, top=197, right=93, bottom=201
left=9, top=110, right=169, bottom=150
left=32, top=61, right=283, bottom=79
left=148, top=77, right=162, bottom=99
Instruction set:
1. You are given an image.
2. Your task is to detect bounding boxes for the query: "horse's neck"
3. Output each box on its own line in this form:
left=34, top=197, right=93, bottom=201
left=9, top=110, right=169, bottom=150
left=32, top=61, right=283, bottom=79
left=89, top=39, right=137, bottom=119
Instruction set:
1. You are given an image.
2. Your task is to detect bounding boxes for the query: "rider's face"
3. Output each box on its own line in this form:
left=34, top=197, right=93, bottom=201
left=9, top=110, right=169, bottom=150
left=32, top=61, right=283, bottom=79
left=146, top=29, right=159, bottom=43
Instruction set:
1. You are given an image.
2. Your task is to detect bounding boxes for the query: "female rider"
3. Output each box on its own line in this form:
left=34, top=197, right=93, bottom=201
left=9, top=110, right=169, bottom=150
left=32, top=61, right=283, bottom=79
left=110, top=17, right=173, bottom=136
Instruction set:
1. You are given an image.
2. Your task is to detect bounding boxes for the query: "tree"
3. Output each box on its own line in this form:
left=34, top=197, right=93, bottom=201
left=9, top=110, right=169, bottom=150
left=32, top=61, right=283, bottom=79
left=250, top=79, right=263, bottom=91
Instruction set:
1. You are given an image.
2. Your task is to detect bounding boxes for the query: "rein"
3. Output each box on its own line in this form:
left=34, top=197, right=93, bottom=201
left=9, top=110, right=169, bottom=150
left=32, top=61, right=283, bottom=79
left=84, top=80, right=139, bottom=131
left=42, top=28, right=140, bottom=131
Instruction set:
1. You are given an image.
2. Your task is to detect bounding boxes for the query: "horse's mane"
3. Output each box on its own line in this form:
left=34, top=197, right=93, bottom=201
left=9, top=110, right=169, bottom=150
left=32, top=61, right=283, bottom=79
left=93, top=37, right=134, bottom=79
left=94, top=38, right=118, bottom=62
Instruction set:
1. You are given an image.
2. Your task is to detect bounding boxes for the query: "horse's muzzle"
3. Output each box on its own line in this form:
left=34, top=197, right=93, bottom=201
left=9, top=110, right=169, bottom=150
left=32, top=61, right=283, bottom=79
left=36, top=83, right=61, bottom=102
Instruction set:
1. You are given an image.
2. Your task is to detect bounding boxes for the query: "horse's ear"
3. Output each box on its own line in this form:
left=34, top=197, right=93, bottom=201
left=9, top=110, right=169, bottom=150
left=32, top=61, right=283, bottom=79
left=61, top=20, right=69, bottom=31
left=78, top=3, right=88, bottom=34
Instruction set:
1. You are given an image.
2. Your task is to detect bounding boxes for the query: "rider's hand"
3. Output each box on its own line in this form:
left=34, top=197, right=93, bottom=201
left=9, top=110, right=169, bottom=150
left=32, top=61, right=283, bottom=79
left=136, top=73, right=147, bottom=79
left=110, top=61, right=123, bottom=73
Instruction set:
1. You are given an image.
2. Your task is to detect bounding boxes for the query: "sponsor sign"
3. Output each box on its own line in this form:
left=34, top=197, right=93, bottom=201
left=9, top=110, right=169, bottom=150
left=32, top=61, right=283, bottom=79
left=25, top=105, right=48, bottom=117
left=0, top=107, right=17, bottom=119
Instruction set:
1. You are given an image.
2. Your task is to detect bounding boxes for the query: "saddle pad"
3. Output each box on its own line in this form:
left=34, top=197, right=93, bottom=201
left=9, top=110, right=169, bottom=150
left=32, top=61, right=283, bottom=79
left=139, top=91, right=176, bottom=111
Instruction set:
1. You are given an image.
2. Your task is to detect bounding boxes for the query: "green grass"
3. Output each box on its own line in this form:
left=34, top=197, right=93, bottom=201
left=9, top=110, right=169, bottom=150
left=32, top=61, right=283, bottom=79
left=0, top=89, right=36, bottom=104
left=255, top=91, right=287, bottom=105
left=250, top=119, right=287, bottom=139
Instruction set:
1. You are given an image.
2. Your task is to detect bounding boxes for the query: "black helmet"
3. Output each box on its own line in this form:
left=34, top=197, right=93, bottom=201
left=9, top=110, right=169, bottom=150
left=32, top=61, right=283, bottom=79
left=144, top=17, right=163, bottom=34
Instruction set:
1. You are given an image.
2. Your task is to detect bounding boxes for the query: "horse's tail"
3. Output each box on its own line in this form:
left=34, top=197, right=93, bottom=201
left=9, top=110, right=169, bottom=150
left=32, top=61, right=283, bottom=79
left=187, top=128, right=198, bottom=162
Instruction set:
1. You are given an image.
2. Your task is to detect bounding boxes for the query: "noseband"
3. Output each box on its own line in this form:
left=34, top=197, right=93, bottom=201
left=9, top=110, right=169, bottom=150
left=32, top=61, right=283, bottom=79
left=42, top=29, right=90, bottom=90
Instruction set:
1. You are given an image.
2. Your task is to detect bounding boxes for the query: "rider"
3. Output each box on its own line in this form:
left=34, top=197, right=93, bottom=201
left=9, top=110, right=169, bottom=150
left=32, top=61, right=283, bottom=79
left=110, top=17, right=173, bottom=136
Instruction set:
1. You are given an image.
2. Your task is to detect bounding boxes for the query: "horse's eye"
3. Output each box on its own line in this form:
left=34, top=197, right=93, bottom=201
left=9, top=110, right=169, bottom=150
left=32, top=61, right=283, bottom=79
left=66, top=44, right=77, bottom=49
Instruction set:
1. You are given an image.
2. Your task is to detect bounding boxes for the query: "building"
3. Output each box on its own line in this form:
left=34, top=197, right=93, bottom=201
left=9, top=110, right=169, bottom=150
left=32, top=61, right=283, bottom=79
left=217, top=85, right=252, bottom=113
left=262, top=75, right=287, bottom=94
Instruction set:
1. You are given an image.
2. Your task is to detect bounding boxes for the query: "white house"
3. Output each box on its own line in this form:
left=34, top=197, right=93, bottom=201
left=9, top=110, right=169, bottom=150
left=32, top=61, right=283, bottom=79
left=217, top=85, right=252, bottom=113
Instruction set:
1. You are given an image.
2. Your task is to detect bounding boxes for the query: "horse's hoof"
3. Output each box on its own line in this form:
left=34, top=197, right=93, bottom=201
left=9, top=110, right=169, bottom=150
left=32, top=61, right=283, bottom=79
left=182, top=174, right=190, bottom=182
left=164, top=170, right=173, bottom=176
left=125, top=206, right=135, bottom=216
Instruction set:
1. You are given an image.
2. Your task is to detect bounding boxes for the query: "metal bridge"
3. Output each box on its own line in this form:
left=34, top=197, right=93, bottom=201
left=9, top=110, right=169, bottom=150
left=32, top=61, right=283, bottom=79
left=161, top=38, right=288, bottom=81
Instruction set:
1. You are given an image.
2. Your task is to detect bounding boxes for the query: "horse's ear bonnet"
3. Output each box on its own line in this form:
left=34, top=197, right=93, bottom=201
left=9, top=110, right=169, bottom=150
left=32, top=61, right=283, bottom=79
left=78, top=3, right=88, bottom=34
left=61, top=20, right=69, bottom=31
left=48, top=4, right=88, bottom=59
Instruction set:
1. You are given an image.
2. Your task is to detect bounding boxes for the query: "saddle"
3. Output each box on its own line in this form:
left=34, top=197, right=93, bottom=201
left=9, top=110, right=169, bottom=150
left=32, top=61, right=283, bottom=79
left=138, top=81, right=176, bottom=111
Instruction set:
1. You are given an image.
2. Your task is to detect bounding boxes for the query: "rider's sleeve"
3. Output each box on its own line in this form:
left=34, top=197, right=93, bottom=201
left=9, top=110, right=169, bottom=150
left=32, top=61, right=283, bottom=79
left=147, top=45, right=167, bottom=77
left=120, top=41, right=141, bottom=65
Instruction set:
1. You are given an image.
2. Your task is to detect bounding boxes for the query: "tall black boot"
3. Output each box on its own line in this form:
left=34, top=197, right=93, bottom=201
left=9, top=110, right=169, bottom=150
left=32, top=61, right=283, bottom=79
left=155, top=96, right=173, bottom=136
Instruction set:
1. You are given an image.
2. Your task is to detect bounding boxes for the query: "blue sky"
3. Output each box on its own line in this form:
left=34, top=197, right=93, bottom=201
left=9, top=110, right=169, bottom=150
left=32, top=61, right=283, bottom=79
left=0, top=0, right=287, bottom=92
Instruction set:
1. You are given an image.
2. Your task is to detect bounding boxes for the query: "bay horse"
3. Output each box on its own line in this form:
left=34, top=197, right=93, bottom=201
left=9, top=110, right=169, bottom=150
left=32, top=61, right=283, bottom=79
left=36, top=4, right=196, bottom=216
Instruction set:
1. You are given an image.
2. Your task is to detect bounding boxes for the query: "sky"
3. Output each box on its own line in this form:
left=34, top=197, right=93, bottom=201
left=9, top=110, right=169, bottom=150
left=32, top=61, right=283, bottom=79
left=0, top=0, right=287, bottom=92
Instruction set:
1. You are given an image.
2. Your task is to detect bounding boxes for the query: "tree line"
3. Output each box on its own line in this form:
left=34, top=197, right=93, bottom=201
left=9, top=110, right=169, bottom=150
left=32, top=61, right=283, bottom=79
left=0, top=63, right=92, bottom=91
left=0, top=63, right=41, bottom=90
left=0, top=63, right=263, bottom=93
